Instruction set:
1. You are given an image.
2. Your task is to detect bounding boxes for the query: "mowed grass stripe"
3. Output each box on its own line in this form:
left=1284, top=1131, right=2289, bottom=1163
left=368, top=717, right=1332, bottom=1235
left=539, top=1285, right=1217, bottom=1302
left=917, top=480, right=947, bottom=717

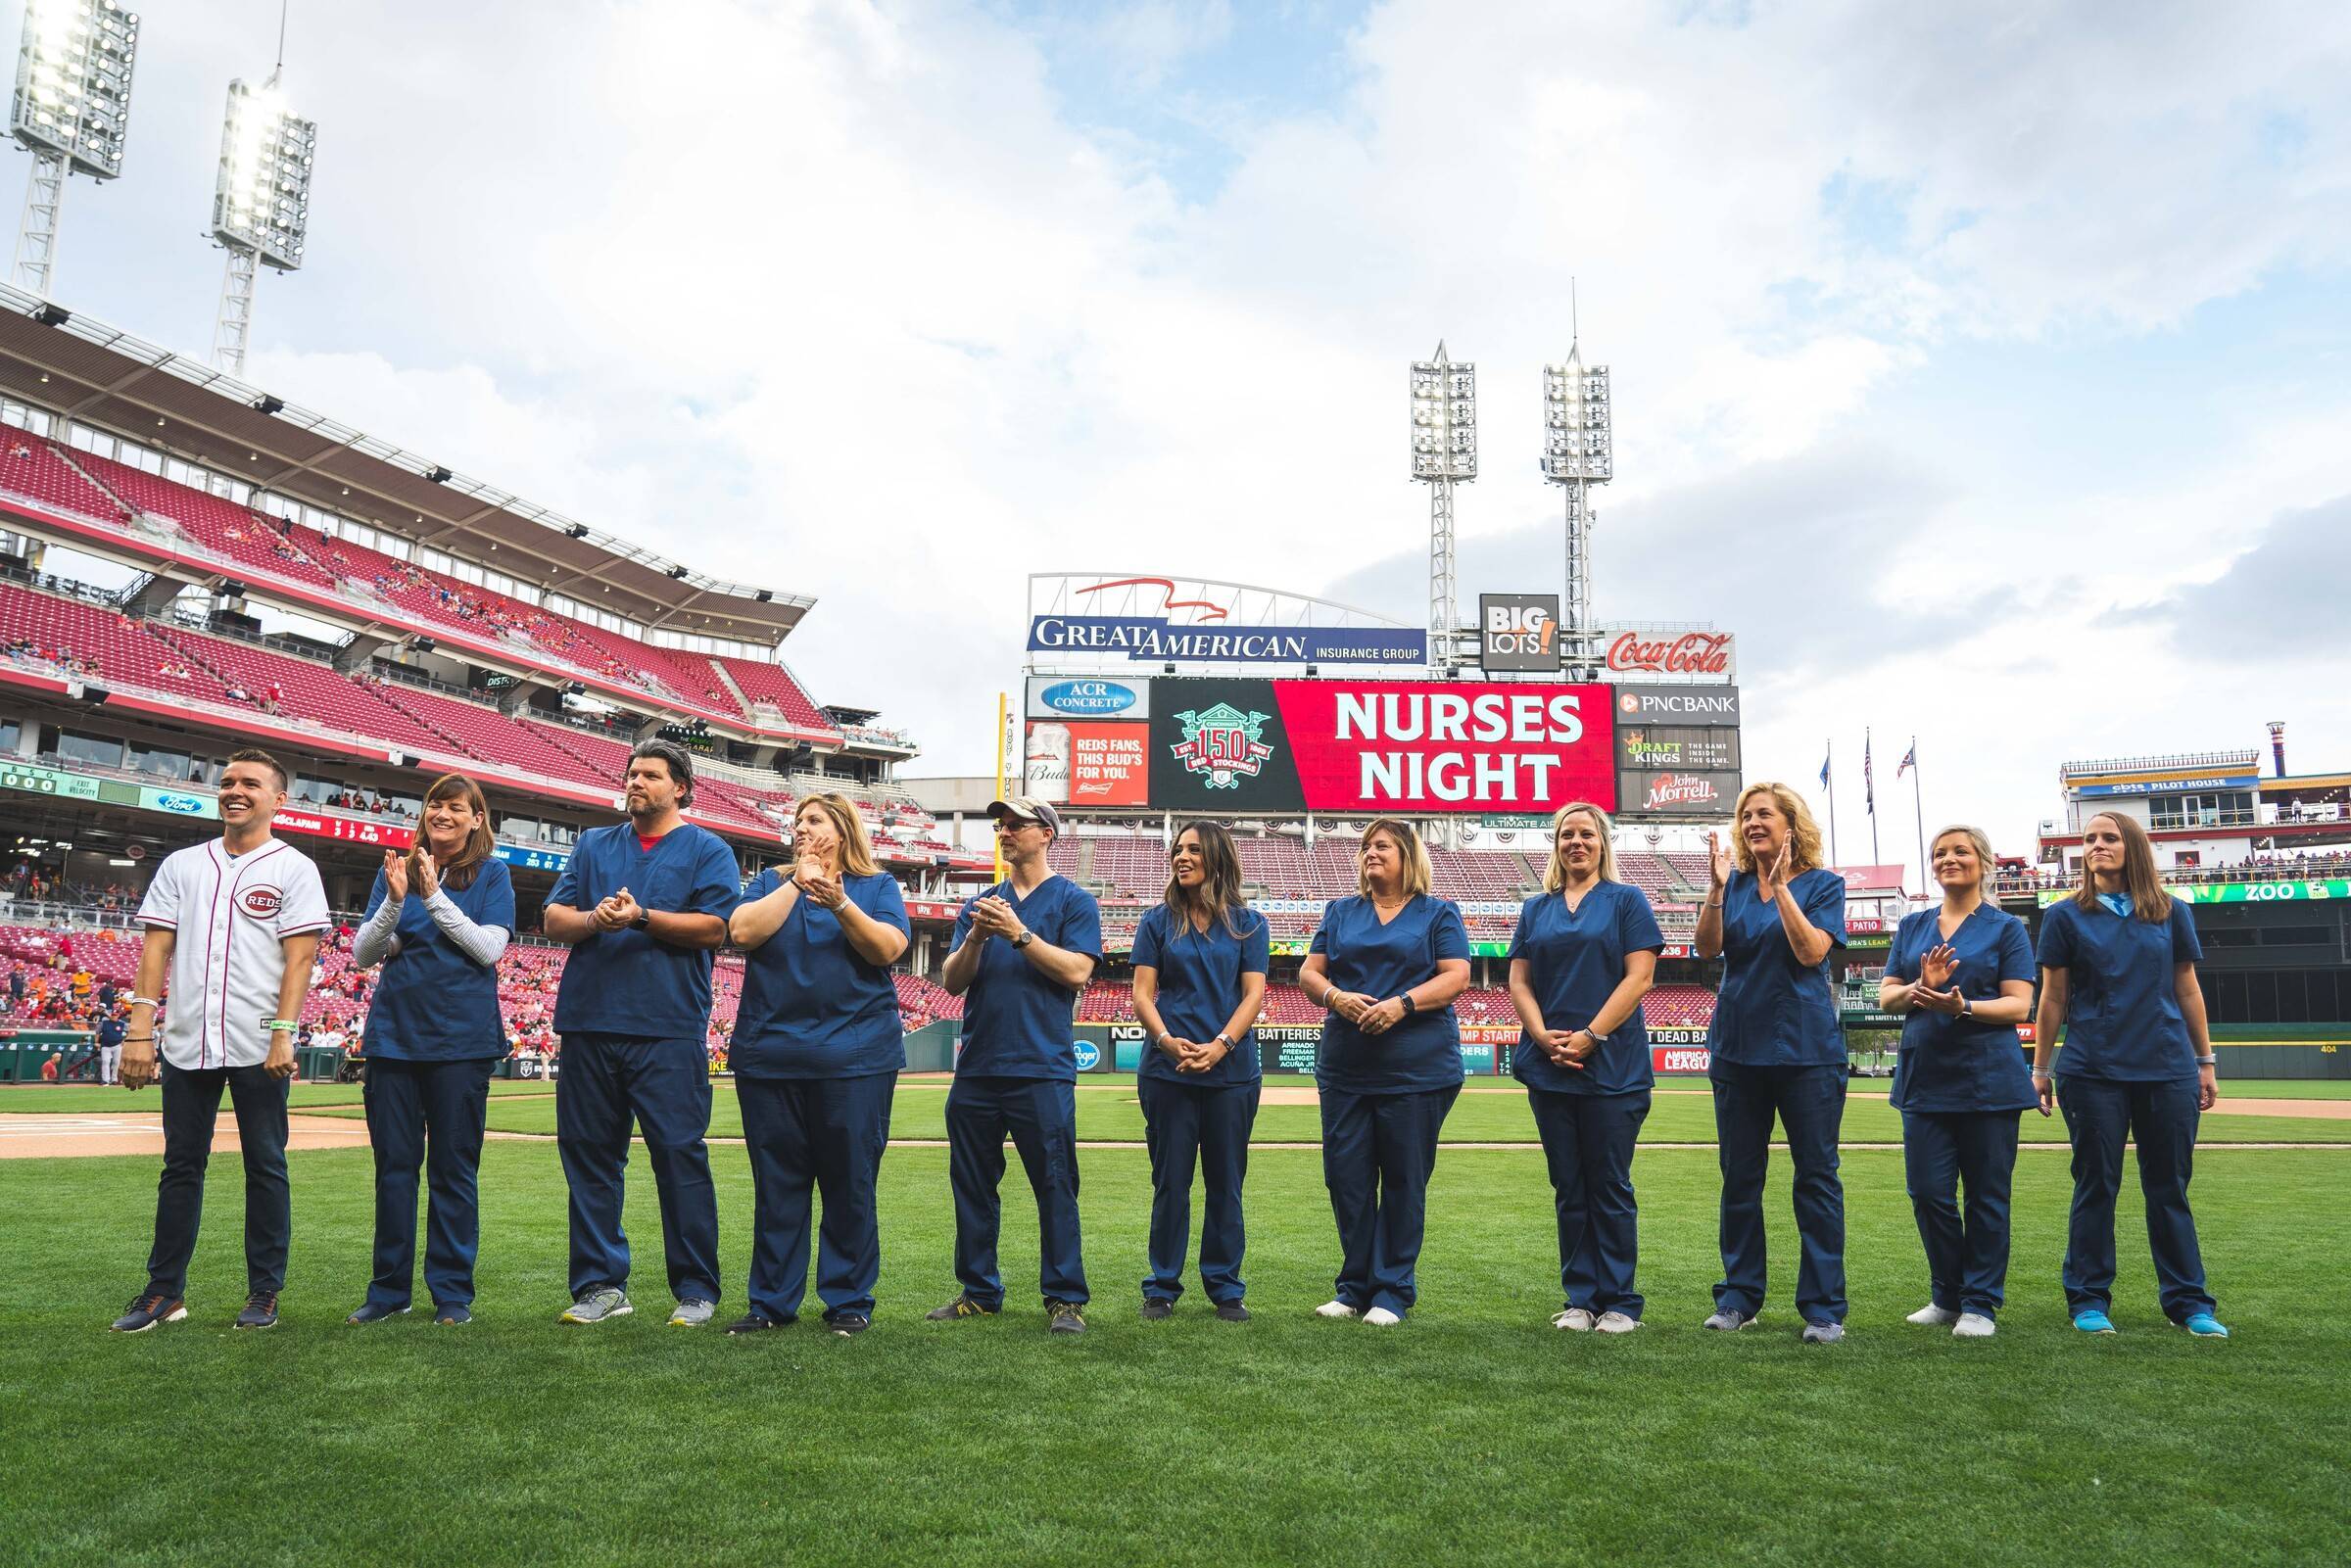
left=0, top=1142, right=2342, bottom=1564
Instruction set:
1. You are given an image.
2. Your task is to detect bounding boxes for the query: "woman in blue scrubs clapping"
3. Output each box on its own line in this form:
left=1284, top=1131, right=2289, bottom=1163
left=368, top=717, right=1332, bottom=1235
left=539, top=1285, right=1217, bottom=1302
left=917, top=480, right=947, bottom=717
left=1507, top=801, right=1661, bottom=1333
left=1880, top=825, right=2037, bottom=1339
left=1131, top=821, right=1269, bottom=1321
left=1697, top=783, right=1850, bottom=1344
left=1298, top=819, right=1471, bottom=1327
left=727, top=793, right=911, bottom=1336
left=2033, top=811, right=2227, bottom=1339
left=349, top=774, right=515, bottom=1326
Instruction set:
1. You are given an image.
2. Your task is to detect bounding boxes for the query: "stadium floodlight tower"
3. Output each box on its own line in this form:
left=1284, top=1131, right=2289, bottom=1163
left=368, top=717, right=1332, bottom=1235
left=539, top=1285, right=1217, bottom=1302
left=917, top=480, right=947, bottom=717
left=208, top=71, right=315, bottom=377
left=8, top=0, right=140, bottom=298
left=1541, top=333, right=1610, bottom=678
left=1411, top=343, right=1476, bottom=671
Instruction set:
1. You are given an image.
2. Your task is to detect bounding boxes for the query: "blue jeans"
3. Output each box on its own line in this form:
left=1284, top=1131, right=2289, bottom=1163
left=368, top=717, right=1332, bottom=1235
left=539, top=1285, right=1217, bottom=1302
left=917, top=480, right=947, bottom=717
left=1900, top=1109, right=2020, bottom=1317
left=738, top=1073, right=896, bottom=1321
left=1319, top=1084, right=1460, bottom=1316
left=1710, top=1060, right=1847, bottom=1324
left=555, top=1033, right=721, bottom=1305
left=1137, top=1076, right=1260, bottom=1305
left=363, top=1057, right=498, bottom=1310
left=2056, top=1075, right=2214, bottom=1321
left=145, top=1063, right=291, bottom=1300
left=944, top=1074, right=1087, bottom=1307
left=1528, top=1088, right=1651, bottom=1318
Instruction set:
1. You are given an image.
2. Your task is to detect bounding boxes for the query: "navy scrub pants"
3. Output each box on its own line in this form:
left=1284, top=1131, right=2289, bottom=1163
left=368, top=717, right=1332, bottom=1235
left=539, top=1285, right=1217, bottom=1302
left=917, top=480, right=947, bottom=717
left=738, top=1072, right=896, bottom=1322
left=1900, top=1109, right=2021, bottom=1318
left=944, top=1074, right=1088, bottom=1307
left=1528, top=1087, right=1651, bottom=1318
left=1137, top=1075, right=1261, bottom=1305
left=144, top=1063, right=291, bottom=1301
left=1710, top=1060, right=1848, bottom=1324
left=1319, top=1083, right=1461, bottom=1316
left=2056, top=1075, right=2214, bottom=1321
left=362, top=1057, right=498, bottom=1312
left=554, top=1032, right=722, bottom=1305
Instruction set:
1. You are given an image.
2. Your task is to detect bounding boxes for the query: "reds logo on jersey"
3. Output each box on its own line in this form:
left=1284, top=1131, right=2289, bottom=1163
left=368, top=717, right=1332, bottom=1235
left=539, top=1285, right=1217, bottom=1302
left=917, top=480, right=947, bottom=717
left=238, top=885, right=284, bottom=920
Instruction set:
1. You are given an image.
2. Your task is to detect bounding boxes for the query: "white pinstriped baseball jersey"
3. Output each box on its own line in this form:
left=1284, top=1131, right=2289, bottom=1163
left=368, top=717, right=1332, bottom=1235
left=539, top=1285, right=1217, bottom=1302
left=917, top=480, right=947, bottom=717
left=135, top=837, right=330, bottom=1070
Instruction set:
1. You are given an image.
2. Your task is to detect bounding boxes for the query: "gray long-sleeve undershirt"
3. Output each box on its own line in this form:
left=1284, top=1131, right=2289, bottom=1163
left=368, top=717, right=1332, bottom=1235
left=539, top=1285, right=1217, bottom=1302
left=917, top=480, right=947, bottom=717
left=354, top=886, right=509, bottom=969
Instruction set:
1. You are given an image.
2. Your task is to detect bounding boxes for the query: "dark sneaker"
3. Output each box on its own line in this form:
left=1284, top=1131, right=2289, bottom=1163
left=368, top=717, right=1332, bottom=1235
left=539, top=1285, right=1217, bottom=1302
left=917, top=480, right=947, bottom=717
left=559, top=1288, right=632, bottom=1325
left=828, top=1314, right=871, bottom=1337
left=926, top=1295, right=998, bottom=1321
left=1141, top=1297, right=1174, bottom=1320
left=726, top=1311, right=788, bottom=1335
left=1046, top=1300, right=1086, bottom=1335
left=111, top=1293, right=186, bottom=1333
left=434, top=1305, right=472, bottom=1326
left=234, top=1293, right=279, bottom=1330
left=346, top=1301, right=410, bottom=1325
left=1215, top=1301, right=1251, bottom=1323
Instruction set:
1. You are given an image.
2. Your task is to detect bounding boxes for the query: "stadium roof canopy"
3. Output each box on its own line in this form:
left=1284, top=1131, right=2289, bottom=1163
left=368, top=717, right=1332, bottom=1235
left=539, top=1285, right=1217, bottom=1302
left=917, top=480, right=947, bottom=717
left=0, top=284, right=812, bottom=647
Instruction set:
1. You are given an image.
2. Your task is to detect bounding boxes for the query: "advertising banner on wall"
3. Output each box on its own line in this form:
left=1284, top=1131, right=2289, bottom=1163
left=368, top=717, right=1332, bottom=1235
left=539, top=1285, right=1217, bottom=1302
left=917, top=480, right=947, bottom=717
left=1478, top=594, right=1560, bottom=673
left=1599, top=630, right=1735, bottom=681
left=1147, top=679, right=1616, bottom=816
left=1025, top=720, right=1150, bottom=807
left=1029, top=615, right=1426, bottom=669
left=1617, top=725, right=1740, bottom=772
left=1618, top=768, right=1744, bottom=818
left=1609, top=685, right=1742, bottom=725
left=1026, top=676, right=1152, bottom=721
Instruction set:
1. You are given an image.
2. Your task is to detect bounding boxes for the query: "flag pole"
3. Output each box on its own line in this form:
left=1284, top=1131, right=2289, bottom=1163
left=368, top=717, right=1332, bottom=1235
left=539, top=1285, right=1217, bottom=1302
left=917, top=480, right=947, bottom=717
left=1910, top=735, right=1928, bottom=904
left=1823, top=739, right=1840, bottom=866
left=1867, top=726, right=1881, bottom=866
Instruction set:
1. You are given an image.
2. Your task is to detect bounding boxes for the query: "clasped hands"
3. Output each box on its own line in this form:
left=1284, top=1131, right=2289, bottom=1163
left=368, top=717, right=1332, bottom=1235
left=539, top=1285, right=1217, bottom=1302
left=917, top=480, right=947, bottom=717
left=1904, top=942, right=1967, bottom=1015
left=967, top=894, right=1029, bottom=945
left=1159, top=1034, right=1230, bottom=1074
left=792, top=862, right=845, bottom=912
left=592, top=886, right=644, bottom=931
left=379, top=847, right=442, bottom=902
left=1329, top=991, right=1412, bottom=1035
left=1538, top=1026, right=1599, bottom=1069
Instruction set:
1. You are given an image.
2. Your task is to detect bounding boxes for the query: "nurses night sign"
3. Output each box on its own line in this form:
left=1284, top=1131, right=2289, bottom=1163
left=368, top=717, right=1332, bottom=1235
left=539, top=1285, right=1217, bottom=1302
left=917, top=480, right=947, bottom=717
left=1147, top=678, right=1615, bottom=815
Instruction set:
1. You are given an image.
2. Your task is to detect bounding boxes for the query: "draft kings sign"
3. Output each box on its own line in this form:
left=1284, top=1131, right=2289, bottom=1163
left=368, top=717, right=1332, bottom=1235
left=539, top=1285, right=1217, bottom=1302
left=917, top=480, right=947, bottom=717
left=1148, top=678, right=1616, bottom=814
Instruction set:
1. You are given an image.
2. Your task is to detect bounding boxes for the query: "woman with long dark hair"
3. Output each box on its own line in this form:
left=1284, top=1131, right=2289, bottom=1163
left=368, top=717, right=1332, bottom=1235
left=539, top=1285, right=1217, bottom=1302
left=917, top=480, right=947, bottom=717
left=1298, top=818, right=1470, bottom=1326
left=2034, top=810, right=2226, bottom=1338
left=1506, top=801, right=1661, bottom=1332
left=1130, top=821, right=1268, bottom=1322
left=728, top=792, right=911, bottom=1335
left=348, top=773, right=514, bottom=1326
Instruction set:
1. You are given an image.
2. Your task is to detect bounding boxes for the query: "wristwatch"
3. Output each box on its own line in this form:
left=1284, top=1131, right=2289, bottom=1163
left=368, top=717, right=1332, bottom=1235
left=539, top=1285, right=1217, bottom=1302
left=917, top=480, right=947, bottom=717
left=1013, top=929, right=1033, bottom=949
left=631, top=910, right=651, bottom=931
left=1399, top=993, right=1417, bottom=1016
left=1960, top=996, right=1973, bottom=1017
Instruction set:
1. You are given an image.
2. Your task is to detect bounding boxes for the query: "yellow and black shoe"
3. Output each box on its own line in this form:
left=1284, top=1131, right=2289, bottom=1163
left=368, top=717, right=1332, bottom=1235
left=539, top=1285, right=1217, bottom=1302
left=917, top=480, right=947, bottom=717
left=925, top=1294, right=998, bottom=1321
left=1046, top=1300, right=1086, bottom=1336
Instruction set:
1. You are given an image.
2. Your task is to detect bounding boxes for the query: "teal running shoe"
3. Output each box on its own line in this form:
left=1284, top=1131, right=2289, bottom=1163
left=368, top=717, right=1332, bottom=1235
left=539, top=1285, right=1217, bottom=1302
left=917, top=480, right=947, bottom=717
left=2073, top=1308, right=2116, bottom=1334
left=2181, top=1312, right=2230, bottom=1339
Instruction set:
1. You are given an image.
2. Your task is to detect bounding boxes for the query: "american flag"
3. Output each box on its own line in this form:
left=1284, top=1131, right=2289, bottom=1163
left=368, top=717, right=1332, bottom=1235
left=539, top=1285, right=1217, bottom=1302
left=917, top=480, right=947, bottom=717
left=1896, top=743, right=1916, bottom=780
left=1864, top=733, right=1875, bottom=815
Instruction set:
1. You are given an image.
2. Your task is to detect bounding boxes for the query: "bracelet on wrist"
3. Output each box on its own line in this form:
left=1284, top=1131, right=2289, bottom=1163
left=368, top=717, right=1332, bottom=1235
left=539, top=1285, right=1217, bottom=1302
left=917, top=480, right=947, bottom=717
left=2194, top=1054, right=2217, bottom=1066
left=128, top=995, right=161, bottom=1009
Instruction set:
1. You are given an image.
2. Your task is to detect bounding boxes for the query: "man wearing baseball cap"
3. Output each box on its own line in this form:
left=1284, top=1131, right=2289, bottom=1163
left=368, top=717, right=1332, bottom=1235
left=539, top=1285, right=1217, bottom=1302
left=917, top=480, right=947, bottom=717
left=928, top=795, right=1102, bottom=1334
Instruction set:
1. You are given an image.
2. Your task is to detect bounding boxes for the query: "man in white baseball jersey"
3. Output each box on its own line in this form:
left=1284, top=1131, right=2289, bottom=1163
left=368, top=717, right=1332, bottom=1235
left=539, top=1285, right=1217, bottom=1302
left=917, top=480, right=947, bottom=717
left=111, top=749, right=329, bottom=1333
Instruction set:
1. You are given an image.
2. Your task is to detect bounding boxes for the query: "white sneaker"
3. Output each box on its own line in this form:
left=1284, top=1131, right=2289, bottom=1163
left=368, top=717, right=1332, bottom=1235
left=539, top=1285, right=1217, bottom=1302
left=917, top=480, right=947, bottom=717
left=1552, top=1307, right=1595, bottom=1331
left=1594, top=1310, right=1643, bottom=1334
left=1906, top=1304, right=1959, bottom=1326
left=1314, top=1300, right=1361, bottom=1319
left=1362, top=1307, right=1402, bottom=1327
left=1952, top=1312, right=1996, bottom=1338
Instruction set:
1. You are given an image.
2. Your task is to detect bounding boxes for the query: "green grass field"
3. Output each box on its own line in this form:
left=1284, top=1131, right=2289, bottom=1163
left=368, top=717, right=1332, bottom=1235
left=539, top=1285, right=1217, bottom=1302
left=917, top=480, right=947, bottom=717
left=0, top=1080, right=550, bottom=1115
left=2, top=1135, right=2345, bottom=1563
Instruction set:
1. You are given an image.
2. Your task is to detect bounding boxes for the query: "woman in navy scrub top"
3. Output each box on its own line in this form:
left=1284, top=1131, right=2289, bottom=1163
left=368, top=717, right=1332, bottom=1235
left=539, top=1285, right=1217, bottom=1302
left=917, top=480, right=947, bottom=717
left=1298, top=819, right=1471, bottom=1327
left=348, top=774, right=515, bottom=1326
left=1130, top=822, right=1268, bottom=1321
left=1507, top=801, right=1661, bottom=1333
left=1879, top=825, right=2037, bottom=1339
left=727, top=793, right=910, bottom=1336
left=1697, top=783, right=1850, bottom=1344
left=2034, top=811, right=2227, bottom=1338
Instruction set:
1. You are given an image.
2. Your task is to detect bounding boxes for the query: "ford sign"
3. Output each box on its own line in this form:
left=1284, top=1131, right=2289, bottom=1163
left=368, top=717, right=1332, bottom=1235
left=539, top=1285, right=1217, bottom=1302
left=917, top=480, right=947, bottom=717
left=1040, top=680, right=1138, bottom=717
left=156, top=793, right=206, bottom=815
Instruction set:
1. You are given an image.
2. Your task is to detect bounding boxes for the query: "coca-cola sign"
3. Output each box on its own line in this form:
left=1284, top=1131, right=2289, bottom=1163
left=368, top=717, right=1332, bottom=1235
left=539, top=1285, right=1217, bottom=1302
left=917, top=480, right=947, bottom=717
left=1604, top=629, right=1734, bottom=678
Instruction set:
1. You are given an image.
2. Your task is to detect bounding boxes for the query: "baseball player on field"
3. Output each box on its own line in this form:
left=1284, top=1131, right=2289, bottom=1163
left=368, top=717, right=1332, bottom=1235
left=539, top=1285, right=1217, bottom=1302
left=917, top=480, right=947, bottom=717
left=110, top=749, right=329, bottom=1333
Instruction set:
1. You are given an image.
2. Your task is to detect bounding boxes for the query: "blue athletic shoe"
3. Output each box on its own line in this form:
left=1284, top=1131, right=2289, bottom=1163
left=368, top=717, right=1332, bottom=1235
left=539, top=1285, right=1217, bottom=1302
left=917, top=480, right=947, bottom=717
left=2181, top=1312, right=2230, bottom=1339
left=2072, top=1308, right=2116, bottom=1335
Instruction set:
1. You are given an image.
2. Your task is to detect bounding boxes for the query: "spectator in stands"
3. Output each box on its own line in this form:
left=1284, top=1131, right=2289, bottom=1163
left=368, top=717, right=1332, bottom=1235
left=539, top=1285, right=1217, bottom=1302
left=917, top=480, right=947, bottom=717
left=347, top=773, right=515, bottom=1328
left=931, top=795, right=1102, bottom=1336
left=1298, top=818, right=1470, bottom=1327
left=1879, top=825, right=2038, bottom=1340
left=1130, top=820, right=1267, bottom=1322
left=1506, top=801, right=1662, bottom=1334
left=1696, top=782, right=1849, bottom=1344
left=726, top=793, right=911, bottom=1336
left=7, top=966, right=23, bottom=1009
left=2033, top=811, right=2227, bottom=1339
left=540, top=738, right=739, bottom=1328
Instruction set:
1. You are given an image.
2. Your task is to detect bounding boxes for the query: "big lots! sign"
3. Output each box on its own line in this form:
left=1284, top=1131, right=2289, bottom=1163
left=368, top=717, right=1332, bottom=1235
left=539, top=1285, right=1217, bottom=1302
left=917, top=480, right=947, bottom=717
left=1277, top=681, right=1615, bottom=814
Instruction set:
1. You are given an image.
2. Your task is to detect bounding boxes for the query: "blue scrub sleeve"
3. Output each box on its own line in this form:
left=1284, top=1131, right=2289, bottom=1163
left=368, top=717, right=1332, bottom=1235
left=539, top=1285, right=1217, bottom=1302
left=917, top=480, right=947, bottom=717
left=1505, top=897, right=1538, bottom=961
left=1798, top=872, right=1847, bottom=945
left=2168, top=900, right=2202, bottom=963
left=1308, top=912, right=1331, bottom=956
left=1054, top=888, right=1104, bottom=960
left=1241, top=911, right=1270, bottom=974
left=744, top=868, right=780, bottom=903
left=549, top=854, right=584, bottom=910
left=1996, top=918, right=2035, bottom=984
left=688, top=838, right=742, bottom=920
left=478, top=859, right=517, bottom=933
left=1432, top=900, right=1470, bottom=962
left=1883, top=918, right=1920, bottom=982
left=864, top=874, right=911, bottom=935
left=2036, top=902, right=2077, bottom=969
left=1131, top=908, right=1164, bottom=970
left=950, top=895, right=980, bottom=956
left=1619, top=887, right=1665, bottom=953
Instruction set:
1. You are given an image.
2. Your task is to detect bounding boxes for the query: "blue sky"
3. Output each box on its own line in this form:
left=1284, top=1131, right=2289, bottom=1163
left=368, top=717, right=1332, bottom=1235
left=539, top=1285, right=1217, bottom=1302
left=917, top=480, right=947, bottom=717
left=20, top=0, right=2351, bottom=877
